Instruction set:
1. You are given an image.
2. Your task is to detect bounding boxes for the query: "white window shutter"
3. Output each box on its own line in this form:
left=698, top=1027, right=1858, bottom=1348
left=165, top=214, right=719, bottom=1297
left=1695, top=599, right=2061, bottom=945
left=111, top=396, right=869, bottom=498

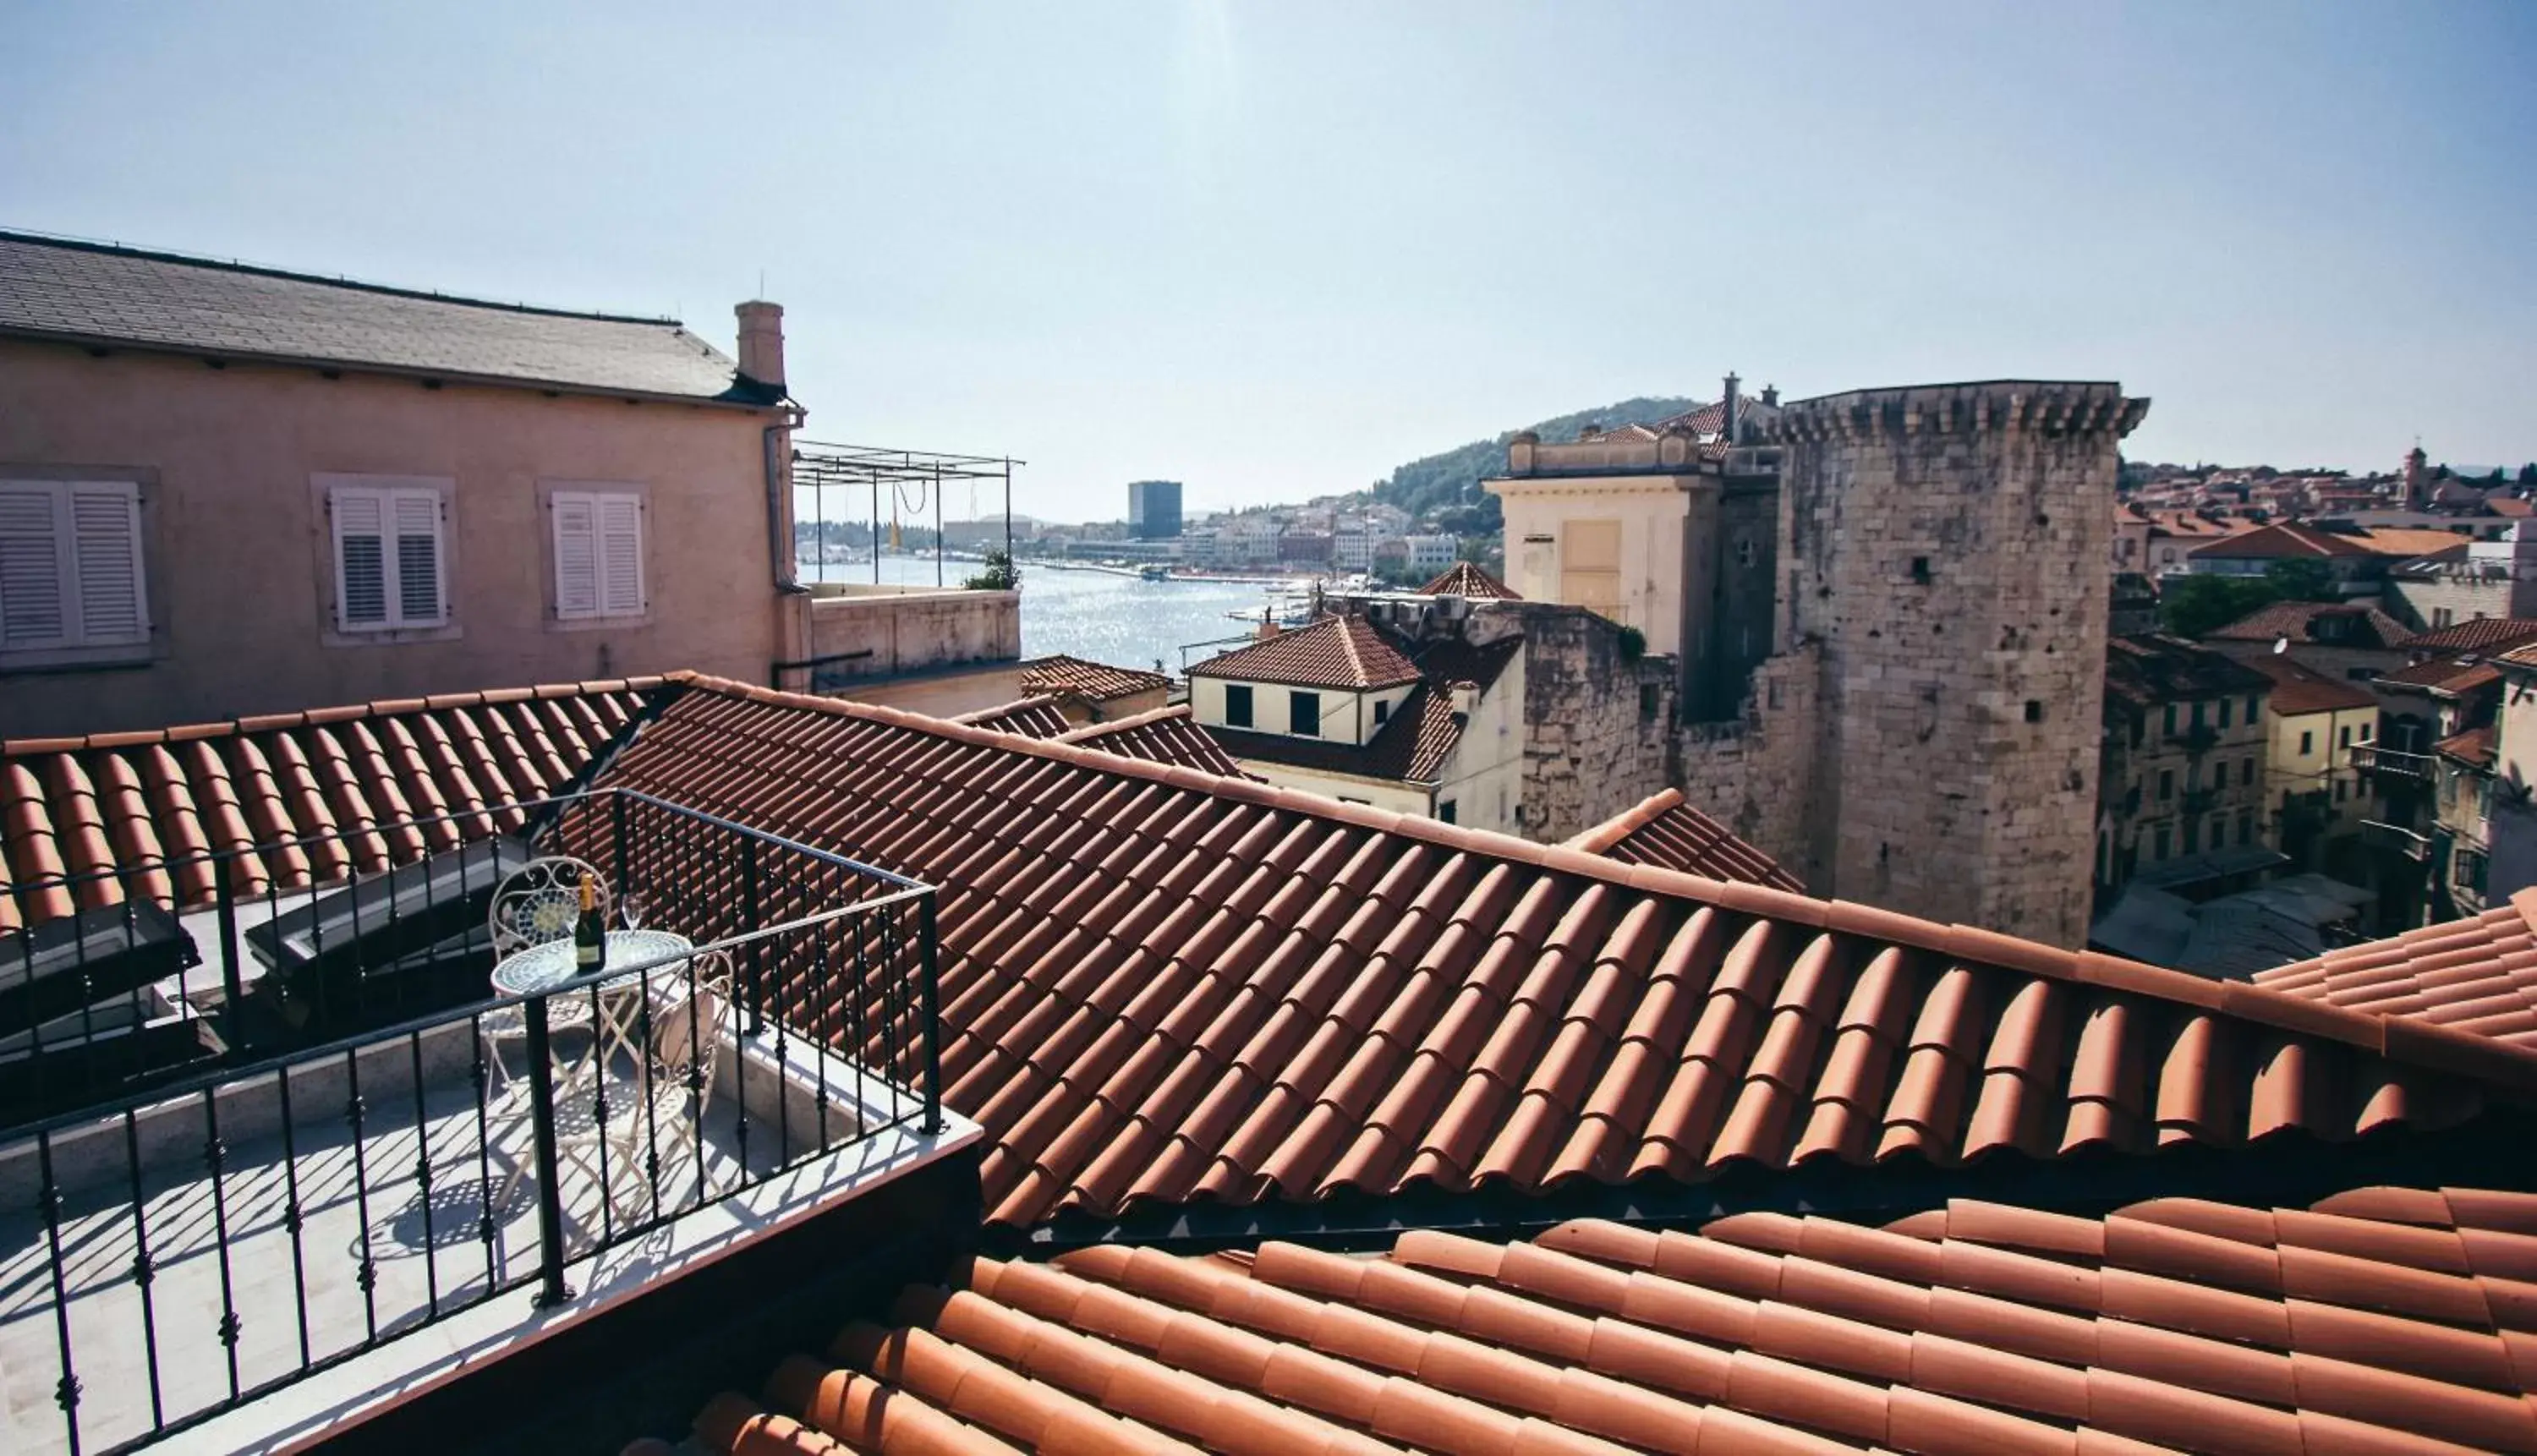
left=68, top=484, right=147, bottom=645
left=392, top=489, right=445, bottom=626
left=0, top=484, right=68, bottom=648
left=596, top=494, right=644, bottom=616
left=333, top=487, right=388, bottom=627
left=552, top=492, right=599, bottom=618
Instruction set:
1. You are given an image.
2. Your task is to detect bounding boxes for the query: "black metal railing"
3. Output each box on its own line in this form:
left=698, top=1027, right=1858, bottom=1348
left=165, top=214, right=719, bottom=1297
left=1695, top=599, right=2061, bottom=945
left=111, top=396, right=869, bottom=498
left=0, top=789, right=939, bottom=1455
left=2351, top=744, right=2436, bottom=781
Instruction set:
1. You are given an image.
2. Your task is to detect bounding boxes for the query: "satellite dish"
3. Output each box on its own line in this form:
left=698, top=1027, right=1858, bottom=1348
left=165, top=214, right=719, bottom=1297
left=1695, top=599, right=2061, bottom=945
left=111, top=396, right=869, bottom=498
left=2272, top=637, right=2289, bottom=655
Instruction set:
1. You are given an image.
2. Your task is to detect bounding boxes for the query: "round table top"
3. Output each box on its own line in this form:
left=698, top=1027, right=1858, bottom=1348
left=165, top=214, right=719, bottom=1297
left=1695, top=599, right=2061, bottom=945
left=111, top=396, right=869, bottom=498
left=490, top=929, right=695, bottom=997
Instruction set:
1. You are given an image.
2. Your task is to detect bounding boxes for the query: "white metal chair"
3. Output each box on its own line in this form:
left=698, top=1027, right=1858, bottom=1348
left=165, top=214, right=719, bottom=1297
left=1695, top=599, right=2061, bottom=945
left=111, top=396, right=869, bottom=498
left=479, top=856, right=607, bottom=1103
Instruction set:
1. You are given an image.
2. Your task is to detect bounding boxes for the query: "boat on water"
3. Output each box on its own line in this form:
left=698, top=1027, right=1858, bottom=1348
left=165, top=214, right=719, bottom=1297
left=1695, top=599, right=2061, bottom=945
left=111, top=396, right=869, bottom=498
left=1138, top=564, right=1172, bottom=582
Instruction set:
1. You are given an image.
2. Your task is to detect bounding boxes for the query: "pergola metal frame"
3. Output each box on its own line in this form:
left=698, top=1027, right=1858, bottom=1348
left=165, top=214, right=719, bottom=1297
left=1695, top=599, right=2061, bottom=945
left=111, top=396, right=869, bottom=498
left=791, top=440, right=1023, bottom=588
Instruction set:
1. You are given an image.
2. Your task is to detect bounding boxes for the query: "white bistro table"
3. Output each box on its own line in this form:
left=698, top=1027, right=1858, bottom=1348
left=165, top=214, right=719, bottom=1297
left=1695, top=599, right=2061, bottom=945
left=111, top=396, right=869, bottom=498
left=490, top=928, right=695, bottom=1081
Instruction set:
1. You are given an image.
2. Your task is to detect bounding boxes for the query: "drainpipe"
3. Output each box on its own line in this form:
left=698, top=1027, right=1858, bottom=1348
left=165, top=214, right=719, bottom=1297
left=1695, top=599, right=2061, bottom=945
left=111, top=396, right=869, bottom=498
left=764, top=403, right=808, bottom=594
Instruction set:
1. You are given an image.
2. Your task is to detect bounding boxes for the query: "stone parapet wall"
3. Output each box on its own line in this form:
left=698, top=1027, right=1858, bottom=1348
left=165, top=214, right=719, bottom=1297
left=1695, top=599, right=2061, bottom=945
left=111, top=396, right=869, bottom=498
left=1676, top=646, right=1823, bottom=884
left=1512, top=604, right=1676, bottom=843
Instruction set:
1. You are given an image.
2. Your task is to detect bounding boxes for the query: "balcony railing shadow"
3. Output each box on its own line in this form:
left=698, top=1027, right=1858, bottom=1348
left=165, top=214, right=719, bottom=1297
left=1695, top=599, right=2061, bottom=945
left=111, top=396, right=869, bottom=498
left=0, top=789, right=940, bottom=1455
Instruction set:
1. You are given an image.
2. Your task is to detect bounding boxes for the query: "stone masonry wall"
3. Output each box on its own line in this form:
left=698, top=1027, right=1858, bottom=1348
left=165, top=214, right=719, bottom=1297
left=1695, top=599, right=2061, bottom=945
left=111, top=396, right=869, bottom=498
left=1676, top=645, right=1824, bottom=883
left=1761, top=382, right=2147, bottom=947
left=1510, top=603, right=1678, bottom=842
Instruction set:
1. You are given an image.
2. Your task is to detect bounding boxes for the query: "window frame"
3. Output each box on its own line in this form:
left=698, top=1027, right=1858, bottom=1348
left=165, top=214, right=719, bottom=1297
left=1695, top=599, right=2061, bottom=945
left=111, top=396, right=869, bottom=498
left=0, top=477, right=152, bottom=667
left=541, top=480, right=653, bottom=627
left=1222, top=682, right=1253, bottom=729
left=313, top=474, right=458, bottom=644
left=1289, top=689, right=1322, bottom=737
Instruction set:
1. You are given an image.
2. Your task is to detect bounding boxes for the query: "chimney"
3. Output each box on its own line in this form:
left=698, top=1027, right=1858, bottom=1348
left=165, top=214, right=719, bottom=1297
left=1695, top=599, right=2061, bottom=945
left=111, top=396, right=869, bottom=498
left=736, top=300, right=786, bottom=391
left=1721, top=372, right=1741, bottom=444
left=1760, top=384, right=1778, bottom=408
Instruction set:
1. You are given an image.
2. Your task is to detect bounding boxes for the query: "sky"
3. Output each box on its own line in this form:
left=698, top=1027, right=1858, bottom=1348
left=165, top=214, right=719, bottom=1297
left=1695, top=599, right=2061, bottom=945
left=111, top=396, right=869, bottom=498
left=3, top=3, right=2533, bottom=523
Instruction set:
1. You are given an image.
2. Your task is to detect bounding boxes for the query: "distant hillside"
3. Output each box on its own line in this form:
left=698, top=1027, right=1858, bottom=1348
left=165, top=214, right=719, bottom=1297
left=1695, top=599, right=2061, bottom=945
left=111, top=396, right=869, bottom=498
left=1373, top=396, right=1696, bottom=533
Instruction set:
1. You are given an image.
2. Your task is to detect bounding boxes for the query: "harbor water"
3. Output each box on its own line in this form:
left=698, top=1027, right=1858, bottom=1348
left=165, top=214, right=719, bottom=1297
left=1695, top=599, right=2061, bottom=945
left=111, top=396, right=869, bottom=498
left=800, top=554, right=1310, bottom=675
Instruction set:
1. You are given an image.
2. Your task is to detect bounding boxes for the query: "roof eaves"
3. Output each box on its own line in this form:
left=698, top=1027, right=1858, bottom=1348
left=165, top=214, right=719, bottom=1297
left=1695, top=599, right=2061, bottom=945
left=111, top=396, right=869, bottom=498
left=0, top=323, right=781, bottom=411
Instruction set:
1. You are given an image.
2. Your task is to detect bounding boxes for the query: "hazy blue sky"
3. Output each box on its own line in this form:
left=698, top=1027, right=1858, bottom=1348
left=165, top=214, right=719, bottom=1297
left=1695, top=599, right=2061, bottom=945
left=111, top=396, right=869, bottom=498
left=4, top=3, right=2532, bottom=522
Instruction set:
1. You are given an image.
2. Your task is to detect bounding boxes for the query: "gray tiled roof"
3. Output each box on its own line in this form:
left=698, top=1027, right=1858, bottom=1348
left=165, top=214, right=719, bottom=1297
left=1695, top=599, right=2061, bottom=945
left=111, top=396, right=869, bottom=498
left=0, top=232, right=770, bottom=404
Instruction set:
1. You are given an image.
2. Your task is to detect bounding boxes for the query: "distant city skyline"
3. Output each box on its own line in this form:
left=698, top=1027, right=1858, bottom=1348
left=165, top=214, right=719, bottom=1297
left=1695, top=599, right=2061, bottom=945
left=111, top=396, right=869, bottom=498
left=4, top=3, right=2530, bottom=523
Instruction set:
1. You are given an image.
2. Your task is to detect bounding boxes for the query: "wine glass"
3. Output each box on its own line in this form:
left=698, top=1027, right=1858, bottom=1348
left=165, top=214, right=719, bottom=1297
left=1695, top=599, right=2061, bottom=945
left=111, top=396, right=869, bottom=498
left=620, top=891, right=647, bottom=933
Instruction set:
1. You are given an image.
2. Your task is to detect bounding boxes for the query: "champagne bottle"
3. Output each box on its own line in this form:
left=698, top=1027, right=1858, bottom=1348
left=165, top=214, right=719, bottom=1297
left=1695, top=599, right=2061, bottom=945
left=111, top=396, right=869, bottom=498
left=574, top=873, right=606, bottom=973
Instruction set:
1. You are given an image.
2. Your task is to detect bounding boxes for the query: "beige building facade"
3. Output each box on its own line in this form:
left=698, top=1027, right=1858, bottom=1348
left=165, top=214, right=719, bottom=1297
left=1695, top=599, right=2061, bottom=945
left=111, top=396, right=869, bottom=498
left=0, top=233, right=1021, bottom=740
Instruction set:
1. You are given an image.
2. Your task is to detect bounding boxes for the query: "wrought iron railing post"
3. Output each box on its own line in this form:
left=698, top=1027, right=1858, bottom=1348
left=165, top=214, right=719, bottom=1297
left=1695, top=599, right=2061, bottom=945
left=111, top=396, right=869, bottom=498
left=522, top=994, right=572, bottom=1308
left=215, top=869, right=244, bottom=1054
left=742, top=838, right=764, bottom=1036
left=919, top=890, right=942, bottom=1134
left=609, top=790, right=629, bottom=903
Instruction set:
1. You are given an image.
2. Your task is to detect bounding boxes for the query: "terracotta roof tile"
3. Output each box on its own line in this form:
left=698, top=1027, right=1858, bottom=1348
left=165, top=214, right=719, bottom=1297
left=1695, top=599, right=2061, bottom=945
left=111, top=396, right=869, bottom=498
left=2187, top=523, right=2376, bottom=560
left=1019, top=655, right=1171, bottom=702
left=1188, top=616, right=1422, bottom=691
left=2206, top=599, right=2414, bottom=650
left=2239, top=654, right=2378, bottom=716
left=2256, top=895, right=2537, bottom=1048
left=693, top=1184, right=2537, bottom=1456
left=1566, top=790, right=1805, bottom=892
left=1054, top=706, right=1253, bottom=779
left=2398, top=618, right=2537, bottom=655
left=2380, top=659, right=2507, bottom=694
left=0, top=678, right=668, bottom=928
left=951, top=696, right=1077, bottom=739
left=1416, top=561, right=1521, bottom=600
left=588, top=676, right=2537, bottom=1231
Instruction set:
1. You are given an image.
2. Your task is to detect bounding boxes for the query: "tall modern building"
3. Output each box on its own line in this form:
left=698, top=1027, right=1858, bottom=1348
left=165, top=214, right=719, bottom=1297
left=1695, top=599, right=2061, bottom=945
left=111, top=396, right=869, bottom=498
left=1127, top=479, right=1183, bottom=539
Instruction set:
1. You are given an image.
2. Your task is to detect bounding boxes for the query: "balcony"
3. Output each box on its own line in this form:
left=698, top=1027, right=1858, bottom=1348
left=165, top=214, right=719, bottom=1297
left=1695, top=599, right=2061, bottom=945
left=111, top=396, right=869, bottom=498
left=2359, top=819, right=2433, bottom=862
left=0, top=789, right=951, bottom=1454
left=2351, top=745, right=2436, bottom=781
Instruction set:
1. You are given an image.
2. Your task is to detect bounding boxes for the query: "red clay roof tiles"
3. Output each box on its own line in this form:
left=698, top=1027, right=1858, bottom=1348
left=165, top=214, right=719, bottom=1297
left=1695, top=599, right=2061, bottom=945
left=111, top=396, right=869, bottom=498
left=0, top=678, right=666, bottom=930
left=1055, top=706, right=1252, bottom=780
left=693, top=1184, right=2537, bottom=1456
left=1416, top=561, right=1521, bottom=600
left=2256, top=891, right=2537, bottom=1048
left=1018, top=656, right=1170, bottom=703
left=1568, top=791, right=1805, bottom=893
left=2397, top=618, right=2537, bottom=655
left=953, top=697, right=1077, bottom=740
left=1188, top=616, right=1422, bottom=692
left=591, top=676, right=2537, bottom=1232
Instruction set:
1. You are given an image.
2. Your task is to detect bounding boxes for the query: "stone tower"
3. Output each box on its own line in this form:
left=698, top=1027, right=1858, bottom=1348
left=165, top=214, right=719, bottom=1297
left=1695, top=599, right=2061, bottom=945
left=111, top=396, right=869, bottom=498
left=1758, top=381, right=2148, bottom=945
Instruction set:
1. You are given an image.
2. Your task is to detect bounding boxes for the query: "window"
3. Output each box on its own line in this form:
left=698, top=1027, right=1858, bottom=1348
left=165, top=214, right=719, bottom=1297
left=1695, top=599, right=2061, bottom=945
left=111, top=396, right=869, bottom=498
left=0, top=480, right=148, bottom=655
left=2154, top=825, right=2172, bottom=861
left=2246, top=693, right=2260, bottom=721
left=1290, top=690, right=1320, bottom=736
left=2241, top=758, right=2255, bottom=786
left=1438, top=799, right=1457, bottom=824
left=2183, top=817, right=2201, bottom=854
left=2458, top=847, right=2489, bottom=895
left=2335, top=778, right=2348, bottom=802
left=2024, top=700, right=2042, bottom=723
left=1910, top=556, right=1932, bottom=583
left=2238, top=809, right=2255, bottom=844
left=2217, top=699, right=2232, bottom=729
left=2299, top=730, right=2314, bottom=755
left=2338, top=725, right=2352, bottom=750
left=2191, top=701, right=2205, bottom=729
left=551, top=490, right=644, bottom=619
left=1373, top=697, right=1391, bottom=726
left=330, top=483, right=445, bottom=631
left=2359, top=721, right=2373, bottom=742
left=2157, top=769, right=2174, bottom=802
left=1222, top=684, right=1252, bottom=728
